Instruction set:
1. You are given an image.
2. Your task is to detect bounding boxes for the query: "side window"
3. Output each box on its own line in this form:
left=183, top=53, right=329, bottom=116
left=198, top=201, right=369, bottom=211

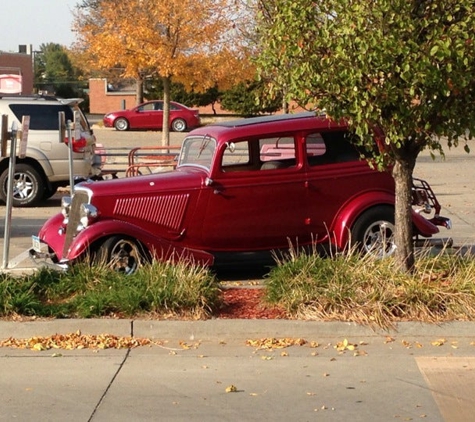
left=140, top=103, right=155, bottom=112
left=259, top=137, right=296, bottom=170
left=222, top=141, right=251, bottom=170
left=307, top=131, right=360, bottom=166
left=9, top=104, right=74, bottom=130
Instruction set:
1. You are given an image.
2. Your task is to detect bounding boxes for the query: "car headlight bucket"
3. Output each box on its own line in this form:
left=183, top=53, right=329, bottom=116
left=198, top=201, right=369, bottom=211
left=61, top=196, right=72, bottom=223
left=79, top=204, right=98, bottom=229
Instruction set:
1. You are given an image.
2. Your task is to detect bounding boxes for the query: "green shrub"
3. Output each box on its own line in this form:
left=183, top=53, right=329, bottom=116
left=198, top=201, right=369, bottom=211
left=0, top=260, right=221, bottom=319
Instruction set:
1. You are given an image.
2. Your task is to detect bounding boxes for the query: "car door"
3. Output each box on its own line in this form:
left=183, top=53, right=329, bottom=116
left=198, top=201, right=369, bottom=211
left=131, top=102, right=162, bottom=129
left=200, top=136, right=310, bottom=251
left=303, top=130, right=374, bottom=241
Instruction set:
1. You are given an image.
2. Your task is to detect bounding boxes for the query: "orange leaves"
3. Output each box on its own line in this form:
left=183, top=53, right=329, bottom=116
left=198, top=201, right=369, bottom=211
left=0, top=331, right=161, bottom=351
left=73, top=0, right=253, bottom=90
left=245, top=337, right=307, bottom=350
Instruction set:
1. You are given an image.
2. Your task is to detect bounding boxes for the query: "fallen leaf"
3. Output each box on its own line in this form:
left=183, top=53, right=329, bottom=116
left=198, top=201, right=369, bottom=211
left=335, top=338, right=357, bottom=352
left=225, top=385, right=238, bottom=393
left=246, top=337, right=307, bottom=350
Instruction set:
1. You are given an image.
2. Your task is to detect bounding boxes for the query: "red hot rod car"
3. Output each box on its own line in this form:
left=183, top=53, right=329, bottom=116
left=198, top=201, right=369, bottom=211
left=31, top=112, right=451, bottom=273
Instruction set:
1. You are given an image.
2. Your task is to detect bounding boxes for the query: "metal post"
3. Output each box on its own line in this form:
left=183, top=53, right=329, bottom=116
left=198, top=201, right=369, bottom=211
left=2, top=122, right=18, bottom=269
left=66, top=120, right=74, bottom=194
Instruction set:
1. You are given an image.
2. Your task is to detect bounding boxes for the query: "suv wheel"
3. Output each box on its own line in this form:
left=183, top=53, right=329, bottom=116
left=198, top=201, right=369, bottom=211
left=114, top=118, right=129, bottom=131
left=0, top=164, right=45, bottom=207
left=43, top=183, right=59, bottom=200
left=350, top=205, right=396, bottom=258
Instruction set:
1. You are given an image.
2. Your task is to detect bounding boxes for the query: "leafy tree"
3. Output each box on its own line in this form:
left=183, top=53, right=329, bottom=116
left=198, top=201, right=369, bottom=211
left=73, top=0, right=254, bottom=145
left=34, top=43, right=78, bottom=96
left=145, top=80, right=222, bottom=114
left=221, top=79, right=282, bottom=116
left=256, top=0, right=475, bottom=271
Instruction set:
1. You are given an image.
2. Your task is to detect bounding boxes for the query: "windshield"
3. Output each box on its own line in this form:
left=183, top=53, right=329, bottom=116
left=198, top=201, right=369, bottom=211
left=178, top=135, right=216, bottom=170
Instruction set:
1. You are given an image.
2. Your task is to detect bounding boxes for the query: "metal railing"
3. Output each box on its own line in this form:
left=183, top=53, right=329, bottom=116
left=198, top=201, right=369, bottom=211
left=96, top=146, right=180, bottom=179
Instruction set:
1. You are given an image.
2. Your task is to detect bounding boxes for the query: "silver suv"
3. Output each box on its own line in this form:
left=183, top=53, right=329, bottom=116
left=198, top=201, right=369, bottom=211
left=0, top=95, right=101, bottom=206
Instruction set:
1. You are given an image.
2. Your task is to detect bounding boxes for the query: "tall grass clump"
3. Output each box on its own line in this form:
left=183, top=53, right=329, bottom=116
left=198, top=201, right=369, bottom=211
left=0, top=259, right=221, bottom=319
left=265, top=247, right=475, bottom=328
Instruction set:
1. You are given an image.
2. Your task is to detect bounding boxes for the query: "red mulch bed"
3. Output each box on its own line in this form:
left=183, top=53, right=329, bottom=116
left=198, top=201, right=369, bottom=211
left=217, top=288, right=287, bottom=319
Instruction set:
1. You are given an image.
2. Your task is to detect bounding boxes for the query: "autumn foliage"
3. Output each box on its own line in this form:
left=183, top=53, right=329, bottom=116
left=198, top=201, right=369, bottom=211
left=73, top=0, right=254, bottom=144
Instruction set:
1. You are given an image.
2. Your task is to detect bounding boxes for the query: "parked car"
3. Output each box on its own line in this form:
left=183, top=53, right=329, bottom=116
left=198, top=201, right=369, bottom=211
left=31, top=112, right=451, bottom=273
left=0, top=95, right=101, bottom=207
left=103, top=100, right=200, bottom=132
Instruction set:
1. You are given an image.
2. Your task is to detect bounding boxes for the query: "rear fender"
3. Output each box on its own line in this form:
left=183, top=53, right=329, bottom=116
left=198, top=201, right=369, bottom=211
left=331, top=191, right=395, bottom=248
left=63, top=220, right=214, bottom=266
left=331, top=192, right=440, bottom=248
left=411, top=212, right=439, bottom=237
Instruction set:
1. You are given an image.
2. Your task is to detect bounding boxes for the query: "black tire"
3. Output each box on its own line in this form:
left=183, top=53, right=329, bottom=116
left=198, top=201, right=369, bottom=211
left=114, top=117, right=129, bottom=131
left=0, top=163, right=45, bottom=207
left=43, top=183, right=59, bottom=200
left=171, top=118, right=187, bottom=132
left=95, top=235, right=148, bottom=274
left=350, top=205, right=396, bottom=258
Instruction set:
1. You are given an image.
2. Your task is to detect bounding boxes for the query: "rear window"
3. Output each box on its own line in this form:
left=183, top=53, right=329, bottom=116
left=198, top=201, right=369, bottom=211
left=9, top=104, right=74, bottom=130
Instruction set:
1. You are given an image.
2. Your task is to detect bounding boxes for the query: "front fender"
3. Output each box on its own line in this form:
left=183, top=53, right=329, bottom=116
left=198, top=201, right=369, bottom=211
left=49, top=219, right=214, bottom=266
left=331, top=191, right=395, bottom=249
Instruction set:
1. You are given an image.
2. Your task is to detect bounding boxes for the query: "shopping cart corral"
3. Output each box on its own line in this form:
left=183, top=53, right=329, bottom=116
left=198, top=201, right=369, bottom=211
left=95, top=146, right=180, bottom=179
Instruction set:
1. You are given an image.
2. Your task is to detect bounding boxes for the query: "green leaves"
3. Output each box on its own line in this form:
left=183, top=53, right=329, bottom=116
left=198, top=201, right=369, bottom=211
left=257, top=0, right=475, bottom=158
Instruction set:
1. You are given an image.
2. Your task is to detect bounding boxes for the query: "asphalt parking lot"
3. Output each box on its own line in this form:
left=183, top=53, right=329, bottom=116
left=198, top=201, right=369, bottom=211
left=1, top=128, right=474, bottom=272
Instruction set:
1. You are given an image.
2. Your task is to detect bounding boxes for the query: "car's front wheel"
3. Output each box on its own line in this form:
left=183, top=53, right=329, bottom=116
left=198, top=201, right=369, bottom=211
left=0, top=163, right=45, bottom=207
left=114, top=118, right=129, bottom=131
left=95, top=235, right=148, bottom=274
left=350, top=205, right=396, bottom=258
left=171, top=118, right=187, bottom=132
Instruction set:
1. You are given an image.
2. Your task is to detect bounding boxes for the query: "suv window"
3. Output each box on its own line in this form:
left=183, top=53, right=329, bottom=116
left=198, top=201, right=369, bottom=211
left=9, top=104, right=75, bottom=130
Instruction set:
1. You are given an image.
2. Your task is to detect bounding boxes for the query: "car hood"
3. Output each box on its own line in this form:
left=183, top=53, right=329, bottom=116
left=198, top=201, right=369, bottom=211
left=78, top=167, right=207, bottom=199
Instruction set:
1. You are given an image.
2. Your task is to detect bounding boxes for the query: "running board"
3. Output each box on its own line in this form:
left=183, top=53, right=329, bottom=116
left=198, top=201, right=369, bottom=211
left=414, top=237, right=453, bottom=248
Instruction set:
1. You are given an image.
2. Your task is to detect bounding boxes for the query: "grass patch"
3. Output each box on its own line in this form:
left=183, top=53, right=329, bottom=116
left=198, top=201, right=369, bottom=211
left=0, top=260, right=221, bottom=320
left=265, top=248, right=475, bottom=328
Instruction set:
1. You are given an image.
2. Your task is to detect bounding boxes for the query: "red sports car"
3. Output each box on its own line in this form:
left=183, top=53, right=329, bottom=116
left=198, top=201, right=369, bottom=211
left=103, top=100, right=200, bottom=132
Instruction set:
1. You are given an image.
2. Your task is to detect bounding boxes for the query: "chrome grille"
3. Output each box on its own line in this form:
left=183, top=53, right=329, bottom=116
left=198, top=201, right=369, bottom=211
left=62, top=190, right=90, bottom=258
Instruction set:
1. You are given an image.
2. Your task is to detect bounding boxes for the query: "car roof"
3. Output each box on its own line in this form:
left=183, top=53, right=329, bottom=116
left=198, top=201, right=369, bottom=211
left=188, top=111, right=346, bottom=141
left=0, top=95, right=82, bottom=106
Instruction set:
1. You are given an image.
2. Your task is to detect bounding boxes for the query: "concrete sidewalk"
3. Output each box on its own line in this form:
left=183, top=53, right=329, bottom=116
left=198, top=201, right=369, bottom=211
left=0, top=319, right=475, bottom=421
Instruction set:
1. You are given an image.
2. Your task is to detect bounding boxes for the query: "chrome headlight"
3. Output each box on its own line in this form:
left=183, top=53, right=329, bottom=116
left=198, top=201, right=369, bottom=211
left=61, top=196, right=72, bottom=222
left=79, top=203, right=98, bottom=229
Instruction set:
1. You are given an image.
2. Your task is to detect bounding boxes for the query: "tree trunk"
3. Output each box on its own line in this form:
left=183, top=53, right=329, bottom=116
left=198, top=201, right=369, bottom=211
left=161, top=76, right=171, bottom=147
left=392, top=158, right=417, bottom=272
left=136, top=75, right=144, bottom=106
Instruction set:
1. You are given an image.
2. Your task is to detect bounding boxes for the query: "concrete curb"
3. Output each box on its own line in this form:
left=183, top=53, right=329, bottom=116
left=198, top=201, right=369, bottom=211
left=1, top=319, right=474, bottom=342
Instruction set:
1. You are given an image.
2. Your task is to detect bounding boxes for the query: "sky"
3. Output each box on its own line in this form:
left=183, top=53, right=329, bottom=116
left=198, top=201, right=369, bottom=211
left=0, top=0, right=79, bottom=52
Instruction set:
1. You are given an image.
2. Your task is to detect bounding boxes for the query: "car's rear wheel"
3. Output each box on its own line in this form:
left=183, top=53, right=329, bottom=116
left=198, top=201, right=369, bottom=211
left=95, top=235, right=148, bottom=274
left=0, top=163, right=45, bottom=207
left=350, top=205, right=396, bottom=258
left=114, top=118, right=129, bottom=131
left=171, top=118, right=187, bottom=132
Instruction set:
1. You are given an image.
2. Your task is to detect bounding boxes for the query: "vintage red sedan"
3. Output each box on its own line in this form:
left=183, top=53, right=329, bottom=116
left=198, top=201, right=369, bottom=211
left=31, top=112, right=451, bottom=273
left=103, top=100, right=200, bottom=132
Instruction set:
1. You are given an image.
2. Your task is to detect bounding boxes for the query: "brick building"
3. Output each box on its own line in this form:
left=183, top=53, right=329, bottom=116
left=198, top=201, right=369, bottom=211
left=0, top=47, right=34, bottom=95
left=89, top=77, right=233, bottom=115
